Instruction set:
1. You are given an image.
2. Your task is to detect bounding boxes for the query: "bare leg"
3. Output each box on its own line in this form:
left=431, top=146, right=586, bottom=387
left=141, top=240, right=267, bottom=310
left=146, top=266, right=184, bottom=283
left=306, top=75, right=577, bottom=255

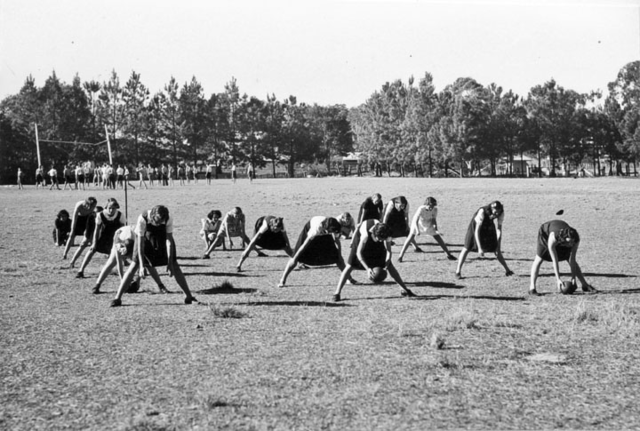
left=93, top=251, right=119, bottom=293
left=169, top=263, right=195, bottom=302
left=76, top=249, right=97, bottom=276
left=495, top=250, right=513, bottom=275
left=398, top=231, right=418, bottom=262
left=278, top=257, right=298, bottom=287
left=387, top=263, right=414, bottom=296
left=433, top=234, right=456, bottom=260
left=111, top=261, right=140, bottom=306
left=455, top=248, right=470, bottom=278
left=570, top=261, right=595, bottom=292
left=529, top=255, right=543, bottom=294
left=204, top=232, right=226, bottom=257
left=62, top=235, right=76, bottom=259
left=69, top=244, right=89, bottom=268
left=333, top=265, right=354, bottom=301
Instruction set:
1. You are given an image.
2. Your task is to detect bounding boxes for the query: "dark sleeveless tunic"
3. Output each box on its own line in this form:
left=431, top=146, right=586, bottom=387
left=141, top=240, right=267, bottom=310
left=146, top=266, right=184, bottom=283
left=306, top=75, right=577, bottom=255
left=94, top=211, right=124, bottom=254
left=347, top=219, right=387, bottom=270
left=293, top=220, right=341, bottom=266
left=536, top=220, right=573, bottom=262
left=463, top=205, right=499, bottom=253
left=254, top=216, right=287, bottom=250
left=386, top=197, right=409, bottom=238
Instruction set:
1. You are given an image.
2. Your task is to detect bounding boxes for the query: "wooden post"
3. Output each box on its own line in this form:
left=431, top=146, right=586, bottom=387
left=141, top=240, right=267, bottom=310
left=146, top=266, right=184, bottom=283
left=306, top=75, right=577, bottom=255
left=105, top=124, right=113, bottom=165
left=34, top=123, right=41, bottom=168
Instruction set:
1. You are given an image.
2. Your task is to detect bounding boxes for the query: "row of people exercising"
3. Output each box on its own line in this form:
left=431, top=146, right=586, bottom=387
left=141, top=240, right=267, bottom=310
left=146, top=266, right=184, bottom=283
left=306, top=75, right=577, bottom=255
left=58, top=194, right=595, bottom=306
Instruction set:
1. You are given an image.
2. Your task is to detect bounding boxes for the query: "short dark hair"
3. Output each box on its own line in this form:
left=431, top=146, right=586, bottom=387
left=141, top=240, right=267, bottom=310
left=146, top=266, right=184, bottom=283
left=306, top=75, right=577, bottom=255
left=490, top=201, right=503, bottom=214
left=325, top=217, right=342, bottom=234
left=57, top=209, right=70, bottom=219
left=150, top=205, right=170, bottom=223
left=558, top=227, right=580, bottom=243
left=371, top=222, right=390, bottom=240
left=269, top=217, right=285, bottom=231
left=424, top=197, right=437, bottom=207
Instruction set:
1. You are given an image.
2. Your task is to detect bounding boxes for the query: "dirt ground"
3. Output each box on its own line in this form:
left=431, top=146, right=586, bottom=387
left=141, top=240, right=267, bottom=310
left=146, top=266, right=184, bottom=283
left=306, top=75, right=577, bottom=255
left=1, top=176, right=639, bottom=430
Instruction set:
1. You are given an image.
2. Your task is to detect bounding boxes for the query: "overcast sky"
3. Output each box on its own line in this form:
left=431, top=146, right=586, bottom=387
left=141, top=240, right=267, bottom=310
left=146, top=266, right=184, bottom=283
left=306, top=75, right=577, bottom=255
left=1, top=0, right=638, bottom=107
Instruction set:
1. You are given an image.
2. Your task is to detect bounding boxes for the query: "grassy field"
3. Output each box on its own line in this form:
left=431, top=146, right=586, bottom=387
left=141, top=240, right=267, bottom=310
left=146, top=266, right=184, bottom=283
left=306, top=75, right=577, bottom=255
left=1, top=176, right=639, bottom=430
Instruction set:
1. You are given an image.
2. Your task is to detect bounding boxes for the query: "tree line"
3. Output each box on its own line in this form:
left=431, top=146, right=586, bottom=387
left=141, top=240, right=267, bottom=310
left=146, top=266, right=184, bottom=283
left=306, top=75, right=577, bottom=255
left=1, top=61, right=638, bottom=184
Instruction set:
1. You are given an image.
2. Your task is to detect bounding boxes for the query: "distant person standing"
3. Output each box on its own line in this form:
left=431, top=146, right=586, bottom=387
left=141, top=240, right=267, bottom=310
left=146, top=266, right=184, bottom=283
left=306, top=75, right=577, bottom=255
left=75, top=165, right=85, bottom=190
left=357, top=193, right=383, bottom=224
left=161, top=164, right=169, bottom=186
left=205, top=163, right=214, bottom=185
left=231, top=163, right=237, bottom=183
left=247, top=162, right=255, bottom=183
left=48, top=166, right=60, bottom=190
left=35, top=166, right=45, bottom=188
left=62, top=165, right=73, bottom=190
left=455, top=201, right=514, bottom=279
left=17, top=168, right=24, bottom=190
left=136, top=163, right=148, bottom=189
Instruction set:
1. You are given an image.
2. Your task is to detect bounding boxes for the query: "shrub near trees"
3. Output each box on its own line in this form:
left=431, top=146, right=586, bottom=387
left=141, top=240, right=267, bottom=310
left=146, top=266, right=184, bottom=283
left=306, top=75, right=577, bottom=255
left=0, top=61, right=638, bottom=184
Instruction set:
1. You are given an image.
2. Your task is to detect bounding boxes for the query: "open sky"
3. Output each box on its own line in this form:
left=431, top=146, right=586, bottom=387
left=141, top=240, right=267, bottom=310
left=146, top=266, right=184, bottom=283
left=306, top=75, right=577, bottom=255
left=1, top=0, right=638, bottom=108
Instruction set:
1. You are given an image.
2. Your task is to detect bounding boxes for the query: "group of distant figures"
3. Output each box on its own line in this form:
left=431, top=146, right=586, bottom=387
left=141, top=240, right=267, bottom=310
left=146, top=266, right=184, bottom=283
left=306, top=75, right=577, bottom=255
left=22, top=162, right=255, bottom=191
left=52, top=191, right=597, bottom=308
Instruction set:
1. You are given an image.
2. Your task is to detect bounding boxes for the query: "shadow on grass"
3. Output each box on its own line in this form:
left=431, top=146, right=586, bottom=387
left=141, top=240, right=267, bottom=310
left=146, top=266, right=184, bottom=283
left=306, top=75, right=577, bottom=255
left=233, top=300, right=351, bottom=307
left=410, top=294, right=526, bottom=301
left=409, top=281, right=465, bottom=289
left=595, top=288, right=640, bottom=295
left=197, top=286, right=258, bottom=295
left=583, top=272, right=636, bottom=278
left=184, top=271, right=253, bottom=277
left=537, top=272, right=635, bottom=279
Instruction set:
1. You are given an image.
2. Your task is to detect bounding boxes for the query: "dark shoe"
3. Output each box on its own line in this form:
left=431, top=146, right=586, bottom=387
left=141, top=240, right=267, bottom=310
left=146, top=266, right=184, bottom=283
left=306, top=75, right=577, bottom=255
left=455, top=272, right=462, bottom=280
left=257, top=251, right=267, bottom=257
left=332, top=294, right=341, bottom=302
left=110, top=299, right=122, bottom=307
left=92, top=285, right=100, bottom=294
left=347, top=278, right=358, bottom=285
left=446, top=254, right=456, bottom=261
left=528, top=289, right=540, bottom=296
left=202, top=254, right=210, bottom=259
left=414, top=247, right=423, bottom=253
left=582, top=284, right=598, bottom=293
left=185, top=296, right=197, bottom=304
left=401, top=289, right=416, bottom=298
left=506, top=270, right=514, bottom=277
left=75, top=272, right=84, bottom=279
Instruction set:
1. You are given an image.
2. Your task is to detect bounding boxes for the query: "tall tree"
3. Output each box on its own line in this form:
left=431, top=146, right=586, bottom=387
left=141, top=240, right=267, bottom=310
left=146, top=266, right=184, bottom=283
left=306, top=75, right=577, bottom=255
left=606, top=60, right=640, bottom=170
left=121, top=71, right=150, bottom=165
left=179, top=77, right=207, bottom=167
